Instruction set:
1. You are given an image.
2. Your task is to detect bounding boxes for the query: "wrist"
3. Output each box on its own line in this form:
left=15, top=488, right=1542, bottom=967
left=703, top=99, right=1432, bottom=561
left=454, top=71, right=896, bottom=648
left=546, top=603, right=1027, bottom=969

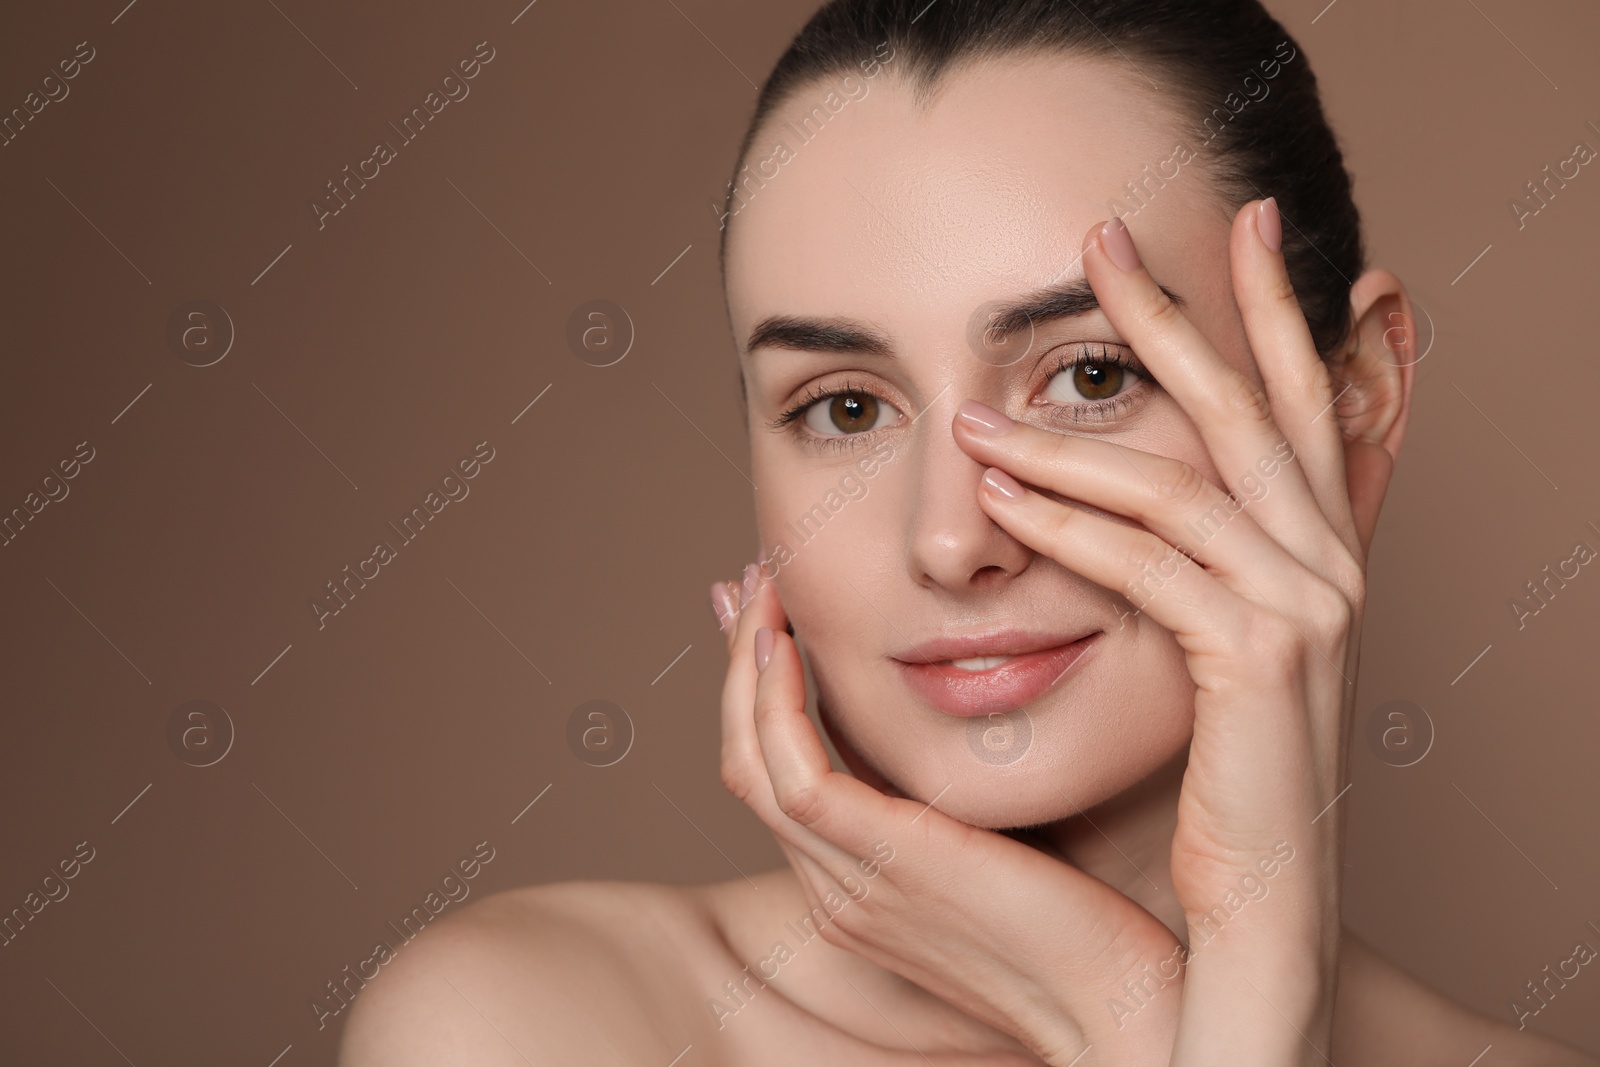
left=1170, top=924, right=1337, bottom=1066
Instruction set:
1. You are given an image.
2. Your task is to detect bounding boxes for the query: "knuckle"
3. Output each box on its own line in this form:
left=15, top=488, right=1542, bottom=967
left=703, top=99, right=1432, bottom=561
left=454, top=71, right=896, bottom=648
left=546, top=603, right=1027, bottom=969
left=1303, top=575, right=1354, bottom=639
left=1139, top=286, right=1185, bottom=333
left=1153, top=459, right=1211, bottom=510
left=817, top=914, right=854, bottom=947
left=720, top=751, right=755, bottom=804
left=1122, top=533, right=1184, bottom=586
left=1045, top=497, right=1081, bottom=544
left=1225, top=373, right=1275, bottom=425
left=1265, top=269, right=1300, bottom=309
left=1325, top=552, right=1367, bottom=610
left=1343, top=572, right=1368, bottom=620
left=1245, top=614, right=1303, bottom=672
left=1046, top=429, right=1081, bottom=469
left=1301, top=357, right=1338, bottom=415
left=775, top=779, right=825, bottom=826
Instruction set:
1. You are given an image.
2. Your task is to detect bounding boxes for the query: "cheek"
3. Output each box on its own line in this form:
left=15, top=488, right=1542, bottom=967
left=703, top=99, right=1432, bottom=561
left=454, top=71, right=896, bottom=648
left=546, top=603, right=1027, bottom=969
left=752, top=458, right=900, bottom=591
left=755, top=481, right=902, bottom=709
left=1084, top=622, right=1196, bottom=766
left=762, top=512, right=881, bottom=644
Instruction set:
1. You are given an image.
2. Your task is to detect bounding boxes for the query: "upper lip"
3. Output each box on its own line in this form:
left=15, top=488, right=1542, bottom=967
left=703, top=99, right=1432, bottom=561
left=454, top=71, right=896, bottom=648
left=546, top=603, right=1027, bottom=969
left=890, top=627, right=1100, bottom=665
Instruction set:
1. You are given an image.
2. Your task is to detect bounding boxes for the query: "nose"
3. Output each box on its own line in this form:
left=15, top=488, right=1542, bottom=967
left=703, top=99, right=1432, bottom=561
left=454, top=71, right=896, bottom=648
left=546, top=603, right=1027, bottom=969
left=904, top=395, right=1034, bottom=592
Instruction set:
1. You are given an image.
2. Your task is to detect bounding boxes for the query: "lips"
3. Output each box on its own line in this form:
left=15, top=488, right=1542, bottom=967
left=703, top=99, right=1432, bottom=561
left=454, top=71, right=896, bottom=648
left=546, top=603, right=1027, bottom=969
left=890, top=628, right=1102, bottom=717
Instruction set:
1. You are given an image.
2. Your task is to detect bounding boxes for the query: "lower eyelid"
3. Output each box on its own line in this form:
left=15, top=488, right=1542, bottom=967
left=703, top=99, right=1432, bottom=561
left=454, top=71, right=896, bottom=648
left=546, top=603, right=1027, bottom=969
left=796, top=424, right=891, bottom=454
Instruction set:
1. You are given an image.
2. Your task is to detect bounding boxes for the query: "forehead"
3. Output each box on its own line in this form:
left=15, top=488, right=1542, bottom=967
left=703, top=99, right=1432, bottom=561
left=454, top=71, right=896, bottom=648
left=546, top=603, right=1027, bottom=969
left=726, top=52, right=1231, bottom=347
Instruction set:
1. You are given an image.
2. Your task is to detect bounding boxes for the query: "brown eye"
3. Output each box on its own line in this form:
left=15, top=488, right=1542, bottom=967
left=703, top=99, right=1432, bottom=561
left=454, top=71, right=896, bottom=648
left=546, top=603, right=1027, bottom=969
left=1043, top=358, right=1135, bottom=405
left=1074, top=361, right=1123, bottom=401
left=831, top=394, right=876, bottom=431
left=802, top=391, right=895, bottom=436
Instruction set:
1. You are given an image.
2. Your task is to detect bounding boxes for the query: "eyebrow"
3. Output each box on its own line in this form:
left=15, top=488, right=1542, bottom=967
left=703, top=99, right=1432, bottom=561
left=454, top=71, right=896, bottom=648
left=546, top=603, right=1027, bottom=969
left=743, top=277, right=1186, bottom=358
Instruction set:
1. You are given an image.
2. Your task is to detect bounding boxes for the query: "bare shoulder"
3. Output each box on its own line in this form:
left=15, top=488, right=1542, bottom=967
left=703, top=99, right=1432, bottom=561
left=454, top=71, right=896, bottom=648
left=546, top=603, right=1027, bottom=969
left=1335, top=930, right=1599, bottom=1066
left=337, top=879, right=725, bottom=1067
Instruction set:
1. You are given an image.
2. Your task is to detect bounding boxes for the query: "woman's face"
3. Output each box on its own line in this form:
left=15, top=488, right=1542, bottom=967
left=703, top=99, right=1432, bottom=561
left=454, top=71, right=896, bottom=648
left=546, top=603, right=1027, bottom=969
left=725, top=52, right=1267, bottom=829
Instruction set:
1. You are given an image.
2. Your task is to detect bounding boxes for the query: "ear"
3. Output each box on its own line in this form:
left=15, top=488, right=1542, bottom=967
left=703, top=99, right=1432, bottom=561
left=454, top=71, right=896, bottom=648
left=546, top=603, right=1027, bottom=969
left=1332, top=268, right=1418, bottom=560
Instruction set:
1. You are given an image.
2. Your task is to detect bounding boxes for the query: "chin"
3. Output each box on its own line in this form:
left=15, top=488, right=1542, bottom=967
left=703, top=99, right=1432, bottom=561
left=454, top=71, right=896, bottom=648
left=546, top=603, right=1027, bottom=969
left=884, top=754, right=1135, bottom=830
left=810, top=641, right=1196, bottom=831
left=822, top=710, right=1191, bottom=831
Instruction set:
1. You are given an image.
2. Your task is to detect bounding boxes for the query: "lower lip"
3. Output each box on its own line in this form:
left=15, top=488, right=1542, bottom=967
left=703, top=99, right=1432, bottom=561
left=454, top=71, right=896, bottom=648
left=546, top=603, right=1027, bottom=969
left=892, top=633, right=1102, bottom=717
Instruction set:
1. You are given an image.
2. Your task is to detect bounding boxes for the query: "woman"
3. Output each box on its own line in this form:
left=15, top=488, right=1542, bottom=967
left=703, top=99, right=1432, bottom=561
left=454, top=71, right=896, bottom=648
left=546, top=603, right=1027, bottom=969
left=340, top=0, right=1599, bottom=1062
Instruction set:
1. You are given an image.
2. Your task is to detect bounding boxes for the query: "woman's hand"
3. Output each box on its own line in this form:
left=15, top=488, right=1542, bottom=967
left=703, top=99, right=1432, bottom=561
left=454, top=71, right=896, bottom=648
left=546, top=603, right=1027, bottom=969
left=711, top=568, right=1189, bottom=1064
left=950, top=200, right=1372, bottom=1065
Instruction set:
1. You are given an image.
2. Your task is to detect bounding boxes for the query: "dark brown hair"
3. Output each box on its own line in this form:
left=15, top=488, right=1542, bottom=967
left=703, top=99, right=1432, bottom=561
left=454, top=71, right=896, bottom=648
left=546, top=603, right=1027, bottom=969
left=718, top=0, right=1364, bottom=360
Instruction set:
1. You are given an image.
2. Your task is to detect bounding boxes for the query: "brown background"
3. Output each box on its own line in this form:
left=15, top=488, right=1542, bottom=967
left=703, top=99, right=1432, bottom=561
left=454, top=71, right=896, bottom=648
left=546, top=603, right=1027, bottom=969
left=1, top=0, right=1597, bottom=1062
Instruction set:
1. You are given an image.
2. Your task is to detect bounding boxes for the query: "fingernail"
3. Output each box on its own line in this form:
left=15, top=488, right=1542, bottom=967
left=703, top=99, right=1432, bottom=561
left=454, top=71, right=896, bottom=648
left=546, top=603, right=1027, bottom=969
left=981, top=467, right=1027, bottom=501
left=1098, top=217, right=1141, bottom=272
left=754, top=626, right=774, bottom=672
left=956, top=399, right=1014, bottom=435
left=710, top=580, right=737, bottom=633
left=1257, top=197, right=1282, bottom=253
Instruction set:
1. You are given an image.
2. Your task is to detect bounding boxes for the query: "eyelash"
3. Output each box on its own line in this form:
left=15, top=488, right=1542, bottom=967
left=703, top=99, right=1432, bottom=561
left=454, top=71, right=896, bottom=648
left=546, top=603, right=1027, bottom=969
left=766, top=343, right=1151, bottom=453
left=767, top=375, right=886, bottom=454
left=1035, top=343, right=1150, bottom=424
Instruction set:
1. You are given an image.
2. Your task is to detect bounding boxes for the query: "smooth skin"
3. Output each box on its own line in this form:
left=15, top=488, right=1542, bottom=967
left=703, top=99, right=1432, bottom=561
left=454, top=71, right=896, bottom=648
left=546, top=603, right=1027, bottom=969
left=708, top=204, right=1595, bottom=1064
left=338, top=54, right=1598, bottom=1067
left=720, top=200, right=1358, bottom=1064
